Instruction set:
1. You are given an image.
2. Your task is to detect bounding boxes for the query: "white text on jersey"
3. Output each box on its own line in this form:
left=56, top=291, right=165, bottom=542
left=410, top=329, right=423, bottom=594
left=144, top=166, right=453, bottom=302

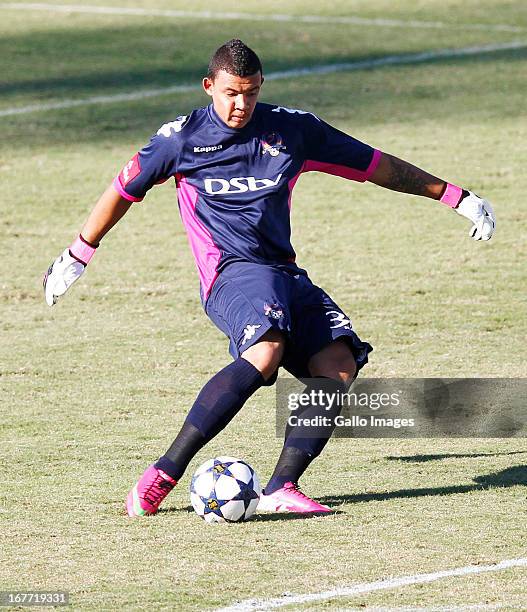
left=194, top=145, right=223, bottom=153
left=204, top=174, right=283, bottom=195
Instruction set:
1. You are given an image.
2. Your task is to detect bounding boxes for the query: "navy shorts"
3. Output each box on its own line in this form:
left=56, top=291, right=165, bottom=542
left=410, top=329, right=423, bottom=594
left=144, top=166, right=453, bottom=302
left=205, top=261, right=373, bottom=380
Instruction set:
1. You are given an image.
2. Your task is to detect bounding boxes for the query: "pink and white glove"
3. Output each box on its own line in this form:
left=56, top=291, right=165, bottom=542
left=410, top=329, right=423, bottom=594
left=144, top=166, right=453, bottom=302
left=440, top=183, right=496, bottom=241
left=43, top=235, right=98, bottom=306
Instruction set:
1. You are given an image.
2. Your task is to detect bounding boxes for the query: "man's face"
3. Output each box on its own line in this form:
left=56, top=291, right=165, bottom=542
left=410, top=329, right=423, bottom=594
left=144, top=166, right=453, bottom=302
left=203, top=69, right=263, bottom=129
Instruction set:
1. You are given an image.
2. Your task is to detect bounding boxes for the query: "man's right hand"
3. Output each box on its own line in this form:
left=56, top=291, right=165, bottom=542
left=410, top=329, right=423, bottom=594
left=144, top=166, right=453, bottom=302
left=43, top=249, right=86, bottom=306
left=43, top=235, right=98, bottom=306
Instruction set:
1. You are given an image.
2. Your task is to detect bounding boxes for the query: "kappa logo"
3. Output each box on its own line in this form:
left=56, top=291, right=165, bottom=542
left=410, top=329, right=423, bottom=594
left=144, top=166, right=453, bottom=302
left=326, top=311, right=352, bottom=329
left=241, top=324, right=262, bottom=345
left=194, top=144, right=223, bottom=153
left=204, top=174, right=282, bottom=195
left=157, top=116, right=188, bottom=137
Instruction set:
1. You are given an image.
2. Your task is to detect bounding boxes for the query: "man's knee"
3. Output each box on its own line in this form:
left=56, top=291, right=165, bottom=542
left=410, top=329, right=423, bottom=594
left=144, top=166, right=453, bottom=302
left=308, top=338, right=357, bottom=387
left=241, top=329, right=285, bottom=381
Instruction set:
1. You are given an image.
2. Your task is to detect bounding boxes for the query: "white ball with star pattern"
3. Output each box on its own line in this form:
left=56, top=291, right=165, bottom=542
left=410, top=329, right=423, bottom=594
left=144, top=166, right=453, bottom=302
left=190, top=456, right=261, bottom=523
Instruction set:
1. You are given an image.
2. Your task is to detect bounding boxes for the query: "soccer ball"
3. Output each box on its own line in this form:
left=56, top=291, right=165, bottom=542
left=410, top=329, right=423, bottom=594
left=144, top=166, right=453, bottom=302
left=190, top=456, right=261, bottom=523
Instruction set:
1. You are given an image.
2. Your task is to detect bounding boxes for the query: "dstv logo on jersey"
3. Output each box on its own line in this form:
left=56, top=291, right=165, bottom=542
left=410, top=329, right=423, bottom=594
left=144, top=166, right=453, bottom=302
left=204, top=174, right=282, bottom=195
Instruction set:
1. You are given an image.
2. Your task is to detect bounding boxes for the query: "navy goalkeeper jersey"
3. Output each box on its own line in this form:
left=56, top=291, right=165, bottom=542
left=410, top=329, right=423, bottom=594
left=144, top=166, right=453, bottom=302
left=114, top=102, right=380, bottom=300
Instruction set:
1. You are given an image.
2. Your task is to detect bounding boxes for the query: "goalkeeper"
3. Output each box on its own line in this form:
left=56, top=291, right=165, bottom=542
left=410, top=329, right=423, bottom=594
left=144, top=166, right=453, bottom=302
left=44, top=39, right=495, bottom=516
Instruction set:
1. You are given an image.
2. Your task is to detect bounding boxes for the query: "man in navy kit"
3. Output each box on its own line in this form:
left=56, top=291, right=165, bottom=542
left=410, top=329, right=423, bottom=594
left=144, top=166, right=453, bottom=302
left=44, top=40, right=495, bottom=516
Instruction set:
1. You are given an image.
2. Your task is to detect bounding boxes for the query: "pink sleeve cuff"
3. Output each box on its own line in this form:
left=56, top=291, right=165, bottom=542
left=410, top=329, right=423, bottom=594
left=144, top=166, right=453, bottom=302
left=113, top=177, right=144, bottom=202
left=440, top=183, right=463, bottom=208
left=70, top=235, right=97, bottom=265
left=364, top=149, right=382, bottom=181
left=303, top=149, right=383, bottom=183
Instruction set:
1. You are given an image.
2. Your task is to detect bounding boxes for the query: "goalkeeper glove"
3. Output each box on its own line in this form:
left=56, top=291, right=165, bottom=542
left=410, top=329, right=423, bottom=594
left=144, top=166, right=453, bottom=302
left=43, top=235, right=98, bottom=306
left=440, top=183, right=496, bottom=241
left=456, top=191, right=496, bottom=241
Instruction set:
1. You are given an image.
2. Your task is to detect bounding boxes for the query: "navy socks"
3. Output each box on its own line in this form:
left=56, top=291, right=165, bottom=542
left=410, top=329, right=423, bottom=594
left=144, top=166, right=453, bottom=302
left=155, top=421, right=206, bottom=481
left=264, top=446, right=314, bottom=494
left=185, top=357, right=264, bottom=438
left=155, top=358, right=264, bottom=480
left=265, top=377, right=346, bottom=494
left=155, top=364, right=345, bottom=492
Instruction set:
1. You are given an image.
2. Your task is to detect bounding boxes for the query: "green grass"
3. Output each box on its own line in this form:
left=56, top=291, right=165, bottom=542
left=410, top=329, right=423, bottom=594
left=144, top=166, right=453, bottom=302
left=1, top=1, right=526, bottom=609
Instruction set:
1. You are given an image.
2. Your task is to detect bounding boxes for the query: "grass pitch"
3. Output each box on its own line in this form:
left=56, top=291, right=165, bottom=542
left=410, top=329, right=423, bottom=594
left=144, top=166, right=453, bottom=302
left=1, top=1, right=526, bottom=610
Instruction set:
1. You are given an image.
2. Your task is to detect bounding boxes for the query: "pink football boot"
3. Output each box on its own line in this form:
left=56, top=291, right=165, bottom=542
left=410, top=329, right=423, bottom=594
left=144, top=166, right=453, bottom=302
left=126, top=465, right=177, bottom=517
left=258, top=482, right=331, bottom=513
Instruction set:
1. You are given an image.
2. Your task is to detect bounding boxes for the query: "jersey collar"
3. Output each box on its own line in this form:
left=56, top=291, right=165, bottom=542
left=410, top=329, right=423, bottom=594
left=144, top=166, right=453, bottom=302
left=207, top=103, right=259, bottom=135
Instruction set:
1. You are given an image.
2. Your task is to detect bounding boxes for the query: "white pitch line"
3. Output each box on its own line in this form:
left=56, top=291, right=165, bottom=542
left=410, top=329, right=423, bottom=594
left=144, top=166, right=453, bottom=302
left=0, top=84, right=198, bottom=117
left=0, top=2, right=526, bottom=33
left=341, top=606, right=503, bottom=611
left=1, top=40, right=526, bottom=119
left=214, top=557, right=527, bottom=612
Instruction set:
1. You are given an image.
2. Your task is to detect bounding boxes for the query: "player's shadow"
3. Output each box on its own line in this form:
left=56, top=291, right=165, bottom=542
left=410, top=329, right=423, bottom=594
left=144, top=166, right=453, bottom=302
left=159, top=505, right=343, bottom=521
left=158, top=505, right=197, bottom=516
left=386, top=450, right=527, bottom=463
left=151, top=465, right=526, bottom=517
left=252, top=509, right=345, bottom=522
left=318, top=465, right=527, bottom=506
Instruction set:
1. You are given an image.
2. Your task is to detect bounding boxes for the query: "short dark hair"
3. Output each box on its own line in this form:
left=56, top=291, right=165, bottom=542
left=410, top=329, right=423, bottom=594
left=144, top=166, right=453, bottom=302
left=207, top=39, right=262, bottom=80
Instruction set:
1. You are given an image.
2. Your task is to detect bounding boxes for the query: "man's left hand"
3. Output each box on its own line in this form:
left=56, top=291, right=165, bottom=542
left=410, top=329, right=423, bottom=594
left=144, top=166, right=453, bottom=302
left=456, top=191, right=496, bottom=241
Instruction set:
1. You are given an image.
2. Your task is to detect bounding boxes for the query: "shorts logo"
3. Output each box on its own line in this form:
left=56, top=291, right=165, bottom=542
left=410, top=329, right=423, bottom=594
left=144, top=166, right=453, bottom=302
left=264, top=303, right=283, bottom=320
left=261, top=132, right=286, bottom=157
left=326, top=311, right=352, bottom=330
left=241, top=324, right=261, bottom=345
left=119, top=154, right=141, bottom=186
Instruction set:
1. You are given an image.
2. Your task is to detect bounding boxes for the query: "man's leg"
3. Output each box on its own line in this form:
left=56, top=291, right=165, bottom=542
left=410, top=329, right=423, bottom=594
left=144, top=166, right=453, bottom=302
left=260, top=339, right=356, bottom=513
left=156, top=329, right=283, bottom=478
left=126, top=330, right=284, bottom=517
